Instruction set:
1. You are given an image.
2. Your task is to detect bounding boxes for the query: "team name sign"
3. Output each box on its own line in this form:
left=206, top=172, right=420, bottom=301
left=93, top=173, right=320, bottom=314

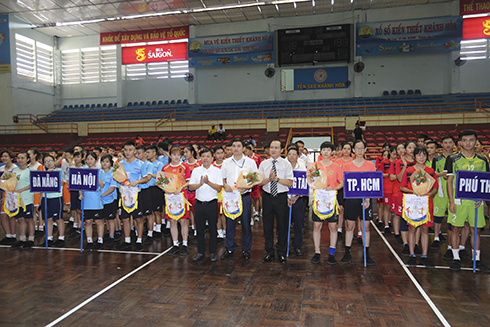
left=68, top=168, right=99, bottom=192
left=289, top=171, right=309, bottom=196
left=343, top=171, right=384, bottom=199
left=456, top=170, right=490, bottom=201
left=30, top=170, right=61, bottom=193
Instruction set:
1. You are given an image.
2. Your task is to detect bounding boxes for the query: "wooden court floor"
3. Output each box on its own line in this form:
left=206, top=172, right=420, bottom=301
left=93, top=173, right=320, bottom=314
left=1, top=212, right=490, bottom=327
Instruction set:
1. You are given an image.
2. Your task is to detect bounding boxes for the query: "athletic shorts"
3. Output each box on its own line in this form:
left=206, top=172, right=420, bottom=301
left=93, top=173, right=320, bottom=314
left=251, top=185, right=261, bottom=199
left=139, top=188, right=152, bottom=216
left=400, top=216, right=408, bottom=232
left=448, top=203, right=485, bottom=228
left=14, top=204, right=34, bottom=219
left=433, top=195, right=449, bottom=219
left=390, top=194, right=398, bottom=213
left=120, top=199, right=144, bottom=220
left=343, top=199, right=373, bottom=221
left=187, top=192, right=196, bottom=212
left=337, top=188, right=345, bottom=207
left=103, top=201, right=117, bottom=220
left=149, top=186, right=164, bottom=212
left=70, top=191, right=81, bottom=211
left=395, top=194, right=403, bottom=216
left=384, top=194, right=392, bottom=207
left=47, top=197, right=63, bottom=221
left=84, top=209, right=103, bottom=221
left=312, top=212, right=338, bottom=223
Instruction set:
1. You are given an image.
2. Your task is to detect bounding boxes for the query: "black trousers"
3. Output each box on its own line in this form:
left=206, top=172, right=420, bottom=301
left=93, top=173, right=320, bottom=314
left=262, top=192, right=289, bottom=256
left=195, top=199, right=218, bottom=254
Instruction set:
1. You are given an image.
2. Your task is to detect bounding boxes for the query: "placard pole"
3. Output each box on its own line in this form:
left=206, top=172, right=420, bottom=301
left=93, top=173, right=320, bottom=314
left=473, top=204, right=478, bottom=273
left=44, top=195, right=48, bottom=249
left=80, top=198, right=84, bottom=253
left=363, top=198, right=366, bottom=268
left=287, top=195, right=292, bottom=257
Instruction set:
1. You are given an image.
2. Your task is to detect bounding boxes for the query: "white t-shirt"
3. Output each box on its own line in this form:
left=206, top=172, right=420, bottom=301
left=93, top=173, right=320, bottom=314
left=190, top=165, right=223, bottom=202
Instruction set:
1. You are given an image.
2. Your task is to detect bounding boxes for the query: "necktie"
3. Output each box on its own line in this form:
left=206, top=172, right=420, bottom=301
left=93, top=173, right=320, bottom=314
left=271, top=159, right=278, bottom=197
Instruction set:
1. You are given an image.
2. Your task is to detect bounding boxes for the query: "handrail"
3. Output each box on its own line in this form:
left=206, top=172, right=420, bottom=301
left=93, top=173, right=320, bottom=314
left=155, top=112, right=176, bottom=128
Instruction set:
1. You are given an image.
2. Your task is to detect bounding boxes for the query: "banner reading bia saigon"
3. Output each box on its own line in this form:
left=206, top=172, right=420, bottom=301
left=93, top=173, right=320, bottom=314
left=356, top=16, right=462, bottom=56
left=122, top=42, right=187, bottom=65
left=100, top=26, right=189, bottom=45
left=463, top=16, right=490, bottom=40
left=188, top=32, right=273, bottom=67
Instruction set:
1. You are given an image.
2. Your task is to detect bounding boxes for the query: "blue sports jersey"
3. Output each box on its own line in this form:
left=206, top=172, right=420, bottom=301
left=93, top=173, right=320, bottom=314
left=139, top=161, right=151, bottom=190
left=45, top=168, right=65, bottom=199
left=148, top=160, right=164, bottom=187
left=82, top=187, right=103, bottom=210
left=158, top=155, right=169, bottom=166
left=99, top=168, right=117, bottom=205
left=121, top=158, right=145, bottom=190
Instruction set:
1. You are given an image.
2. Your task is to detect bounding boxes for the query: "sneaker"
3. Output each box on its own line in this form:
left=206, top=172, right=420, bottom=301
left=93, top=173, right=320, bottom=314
left=84, top=242, right=94, bottom=251
left=66, top=228, right=77, bottom=236
left=217, top=237, right=225, bottom=245
left=103, top=233, right=111, bottom=242
left=294, top=248, right=302, bottom=256
left=450, top=260, right=461, bottom=271
left=114, top=231, right=122, bottom=242
left=421, top=257, right=435, bottom=269
left=407, top=256, right=417, bottom=267
left=92, top=242, right=103, bottom=251
left=327, top=254, right=336, bottom=265
left=105, top=238, right=114, bottom=247
left=384, top=227, right=391, bottom=235
left=0, top=237, right=16, bottom=245
left=337, top=231, right=343, bottom=238
left=414, top=244, right=422, bottom=256
left=53, top=239, right=65, bottom=247
left=401, top=244, right=410, bottom=256
left=167, top=245, right=180, bottom=255
left=210, top=253, right=218, bottom=262
left=220, top=250, right=234, bottom=260
left=67, top=230, right=81, bottom=240
left=430, top=240, right=440, bottom=249
left=243, top=251, right=251, bottom=260
left=191, top=235, right=198, bottom=244
left=340, top=252, right=352, bottom=264
left=394, top=235, right=404, bottom=247
left=254, top=213, right=260, bottom=222
left=115, top=242, right=132, bottom=251
left=475, top=261, right=490, bottom=273
left=193, top=253, right=205, bottom=261
left=439, top=233, right=447, bottom=243
left=459, top=249, right=471, bottom=261
left=250, top=219, right=254, bottom=226
left=310, top=253, right=321, bottom=264
left=357, top=237, right=363, bottom=245
left=35, top=230, right=45, bottom=238
left=163, top=228, right=171, bottom=236
left=135, top=242, right=144, bottom=252
left=443, top=249, right=454, bottom=261
left=144, top=236, right=153, bottom=245
left=47, top=240, right=54, bottom=247
left=154, top=231, right=162, bottom=240
left=179, top=245, right=188, bottom=256
left=364, top=256, right=376, bottom=266
left=10, top=241, right=25, bottom=249
left=22, top=240, right=34, bottom=249
left=377, top=221, right=383, bottom=229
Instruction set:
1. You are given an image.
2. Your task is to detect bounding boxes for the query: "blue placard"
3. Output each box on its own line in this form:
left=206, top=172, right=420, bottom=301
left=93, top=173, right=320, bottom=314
left=68, top=168, right=99, bottom=192
left=289, top=171, right=309, bottom=196
left=455, top=170, right=490, bottom=201
left=0, top=15, right=11, bottom=74
left=343, top=171, right=384, bottom=199
left=294, top=67, right=348, bottom=90
left=30, top=170, right=61, bottom=193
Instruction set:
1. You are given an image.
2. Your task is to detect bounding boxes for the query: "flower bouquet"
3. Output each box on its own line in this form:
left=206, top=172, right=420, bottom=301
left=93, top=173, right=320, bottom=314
left=306, top=163, right=328, bottom=189
left=0, top=172, right=17, bottom=192
left=155, top=171, right=179, bottom=193
left=112, top=162, right=129, bottom=185
left=235, top=169, right=264, bottom=189
left=410, top=169, right=436, bottom=196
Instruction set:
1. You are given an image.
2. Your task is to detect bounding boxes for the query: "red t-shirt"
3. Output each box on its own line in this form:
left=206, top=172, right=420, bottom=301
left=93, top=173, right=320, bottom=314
left=380, top=158, right=394, bottom=194
left=400, top=165, right=438, bottom=220
left=162, top=163, right=191, bottom=189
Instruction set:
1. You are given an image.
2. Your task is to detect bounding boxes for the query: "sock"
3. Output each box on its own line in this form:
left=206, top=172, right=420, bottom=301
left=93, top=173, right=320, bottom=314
left=194, top=230, right=197, bottom=236
left=69, top=217, right=74, bottom=222
left=473, top=249, right=481, bottom=261
left=7, top=234, right=14, bottom=238
left=206, top=221, right=209, bottom=226
left=131, top=226, right=135, bottom=231
left=98, top=237, right=103, bottom=243
left=28, top=236, right=34, bottom=241
left=35, top=226, right=38, bottom=231
left=421, top=255, right=428, bottom=258
left=218, top=229, right=224, bottom=238
left=191, top=225, right=195, bottom=230
left=73, top=223, right=79, bottom=228
left=385, top=226, right=389, bottom=228
left=39, top=226, right=44, bottom=231
left=183, top=240, right=188, bottom=246
left=135, top=230, right=138, bottom=237
left=452, top=248, right=460, bottom=260
left=434, top=237, right=440, bottom=241
left=329, top=247, right=336, bottom=255
left=20, top=235, right=27, bottom=241
left=136, top=237, right=142, bottom=243
left=410, top=254, right=416, bottom=258
left=87, top=237, right=93, bottom=243
left=358, top=231, right=362, bottom=237
left=48, top=236, right=53, bottom=241
left=53, top=222, right=57, bottom=227
left=459, top=245, right=465, bottom=250
left=447, top=245, right=452, bottom=250
left=153, top=222, right=157, bottom=229
left=147, top=230, right=153, bottom=237
left=109, top=234, right=114, bottom=239
left=166, top=220, right=171, bottom=228
left=173, top=240, right=179, bottom=246
left=58, top=236, right=65, bottom=240
left=155, top=224, right=161, bottom=232
left=337, top=228, right=342, bottom=233
left=125, top=237, right=131, bottom=243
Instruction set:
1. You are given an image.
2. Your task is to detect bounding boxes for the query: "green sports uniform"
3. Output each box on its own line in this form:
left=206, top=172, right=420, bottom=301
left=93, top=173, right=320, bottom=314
left=431, top=154, right=449, bottom=218
left=445, top=153, right=489, bottom=228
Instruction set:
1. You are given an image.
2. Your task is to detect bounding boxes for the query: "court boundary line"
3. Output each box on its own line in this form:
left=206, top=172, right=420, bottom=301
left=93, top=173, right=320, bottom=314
left=0, top=245, right=163, bottom=255
left=372, top=222, right=451, bottom=327
left=44, top=246, right=172, bottom=327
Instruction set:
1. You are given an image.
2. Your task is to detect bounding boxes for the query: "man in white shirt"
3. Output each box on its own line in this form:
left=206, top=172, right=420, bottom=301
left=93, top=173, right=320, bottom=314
left=296, top=140, right=309, bottom=165
left=259, top=140, right=294, bottom=264
left=221, top=138, right=258, bottom=260
left=217, top=123, right=226, bottom=141
left=189, top=147, right=223, bottom=262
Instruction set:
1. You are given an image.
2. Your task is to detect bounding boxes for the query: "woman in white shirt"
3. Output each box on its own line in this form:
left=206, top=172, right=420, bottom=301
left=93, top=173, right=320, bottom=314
left=0, top=151, right=18, bottom=245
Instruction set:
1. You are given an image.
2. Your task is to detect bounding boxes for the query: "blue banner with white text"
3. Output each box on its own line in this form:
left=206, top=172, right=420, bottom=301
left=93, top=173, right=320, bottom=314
left=356, top=16, right=462, bottom=56
left=0, top=15, right=11, bottom=74
left=294, top=67, right=348, bottom=91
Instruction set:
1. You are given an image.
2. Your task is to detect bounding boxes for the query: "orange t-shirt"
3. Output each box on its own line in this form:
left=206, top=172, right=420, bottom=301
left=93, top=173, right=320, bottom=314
left=162, top=163, right=191, bottom=189
left=315, top=160, right=343, bottom=189
left=343, top=160, right=376, bottom=172
left=334, top=157, right=353, bottom=169
left=184, top=160, right=201, bottom=172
